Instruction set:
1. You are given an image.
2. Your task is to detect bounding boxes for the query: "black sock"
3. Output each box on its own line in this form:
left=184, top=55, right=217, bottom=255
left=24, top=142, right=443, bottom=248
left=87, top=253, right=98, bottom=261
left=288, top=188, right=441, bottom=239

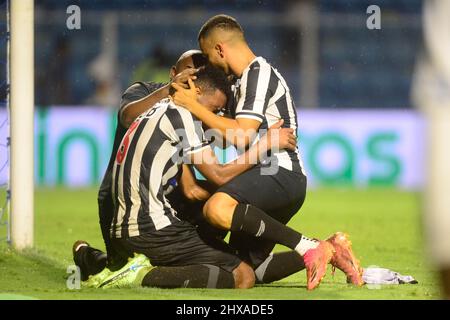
left=230, top=204, right=303, bottom=250
left=74, top=246, right=107, bottom=281
left=141, top=264, right=235, bottom=289
left=255, top=251, right=305, bottom=284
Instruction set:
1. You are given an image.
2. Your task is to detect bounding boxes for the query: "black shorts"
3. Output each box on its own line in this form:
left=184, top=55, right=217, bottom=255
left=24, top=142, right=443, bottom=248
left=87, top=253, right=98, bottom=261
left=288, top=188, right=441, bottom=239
left=217, top=166, right=307, bottom=268
left=111, top=220, right=241, bottom=273
left=100, top=167, right=227, bottom=268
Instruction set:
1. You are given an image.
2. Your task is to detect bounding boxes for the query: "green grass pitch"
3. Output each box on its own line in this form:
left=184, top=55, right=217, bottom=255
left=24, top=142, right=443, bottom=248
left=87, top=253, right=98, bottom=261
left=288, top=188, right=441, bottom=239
left=0, top=188, right=441, bottom=299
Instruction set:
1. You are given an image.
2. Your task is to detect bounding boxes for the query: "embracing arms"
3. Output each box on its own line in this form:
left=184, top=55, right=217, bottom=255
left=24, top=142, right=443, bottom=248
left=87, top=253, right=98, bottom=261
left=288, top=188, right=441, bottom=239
left=120, top=68, right=199, bottom=128
left=188, top=120, right=296, bottom=187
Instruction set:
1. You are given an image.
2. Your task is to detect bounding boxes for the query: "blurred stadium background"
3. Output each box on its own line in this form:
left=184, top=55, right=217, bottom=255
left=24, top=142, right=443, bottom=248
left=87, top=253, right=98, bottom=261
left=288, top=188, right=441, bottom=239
left=0, top=0, right=425, bottom=189
left=1, top=0, right=442, bottom=299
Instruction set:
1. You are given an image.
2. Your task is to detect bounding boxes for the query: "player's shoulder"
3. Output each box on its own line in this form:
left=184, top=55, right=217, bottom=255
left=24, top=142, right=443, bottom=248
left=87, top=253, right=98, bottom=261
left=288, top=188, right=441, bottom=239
left=165, top=100, right=195, bottom=120
left=142, top=81, right=167, bottom=93
left=244, top=57, right=272, bottom=79
left=249, top=56, right=271, bottom=70
left=123, top=81, right=166, bottom=95
left=162, top=101, right=200, bottom=132
left=153, top=97, right=171, bottom=109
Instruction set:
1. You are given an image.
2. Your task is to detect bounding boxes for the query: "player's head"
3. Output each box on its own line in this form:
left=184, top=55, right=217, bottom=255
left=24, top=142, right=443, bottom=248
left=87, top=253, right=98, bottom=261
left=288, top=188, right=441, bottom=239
left=169, top=49, right=208, bottom=80
left=197, top=14, right=246, bottom=75
left=189, top=64, right=230, bottom=113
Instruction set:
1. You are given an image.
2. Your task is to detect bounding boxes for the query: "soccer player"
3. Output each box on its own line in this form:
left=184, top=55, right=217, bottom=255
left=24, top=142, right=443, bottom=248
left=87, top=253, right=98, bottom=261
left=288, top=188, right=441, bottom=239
left=107, top=65, right=298, bottom=289
left=171, top=14, right=364, bottom=289
left=73, top=50, right=211, bottom=279
left=413, top=0, right=450, bottom=299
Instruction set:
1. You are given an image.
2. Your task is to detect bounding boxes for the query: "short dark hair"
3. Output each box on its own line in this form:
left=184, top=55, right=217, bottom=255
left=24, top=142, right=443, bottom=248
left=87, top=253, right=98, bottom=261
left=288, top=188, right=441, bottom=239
left=169, top=64, right=230, bottom=97
left=194, top=64, right=230, bottom=97
left=198, top=14, right=244, bottom=42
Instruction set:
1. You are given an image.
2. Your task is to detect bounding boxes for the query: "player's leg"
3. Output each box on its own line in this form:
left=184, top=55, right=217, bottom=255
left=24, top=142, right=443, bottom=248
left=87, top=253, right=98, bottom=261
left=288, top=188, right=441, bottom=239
left=141, top=262, right=253, bottom=289
left=204, top=194, right=332, bottom=290
left=203, top=167, right=317, bottom=256
left=175, top=168, right=306, bottom=283
left=255, top=251, right=305, bottom=284
left=72, top=240, right=107, bottom=281
left=203, top=168, right=333, bottom=290
left=108, top=220, right=254, bottom=289
left=169, top=183, right=228, bottom=242
left=204, top=167, right=308, bottom=248
left=72, top=171, right=126, bottom=280
left=228, top=230, right=307, bottom=284
left=228, top=201, right=308, bottom=284
left=97, top=171, right=112, bottom=257
left=207, top=167, right=363, bottom=287
left=227, top=200, right=308, bottom=284
left=97, top=169, right=125, bottom=270
left=243, top=232, right=363, bottom=286
left=231, top=231, right=362, bottom=285
left=141, top=265, right=232, bottom=288
left=74, top=169, right=118, bottom=278
left=232, top=261, right=256, bottom=288
left=204, top=193, right=317, bottom=253
left=228, top=171, right=306, bottom=254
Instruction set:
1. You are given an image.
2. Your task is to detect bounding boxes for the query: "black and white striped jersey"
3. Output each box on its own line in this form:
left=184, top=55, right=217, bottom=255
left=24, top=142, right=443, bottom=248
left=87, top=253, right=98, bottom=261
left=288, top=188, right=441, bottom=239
left=233, top=56, right=305, bottom=174
left=102, top=81, right=166, bottom=188
left=111, top=98, right=210, bottom=238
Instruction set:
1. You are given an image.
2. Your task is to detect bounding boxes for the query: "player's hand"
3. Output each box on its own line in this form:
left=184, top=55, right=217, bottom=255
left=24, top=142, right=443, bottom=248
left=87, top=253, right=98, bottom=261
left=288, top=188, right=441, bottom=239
left=268, top=119, right=297, bottom=151
left=171, top=78, right=198, bottom=110
left=171, top=68, right=199, bottom=89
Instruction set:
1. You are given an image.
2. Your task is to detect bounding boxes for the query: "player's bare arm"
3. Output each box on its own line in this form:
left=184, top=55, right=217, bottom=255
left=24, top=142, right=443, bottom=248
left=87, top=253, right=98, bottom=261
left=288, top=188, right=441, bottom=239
left=120, top=68, right=199, bottom=128
left=179, top=164, right=211, bottom=202
left=172, top=78, right=260, bottom=147
left=191, top=119, right=295, bottom=186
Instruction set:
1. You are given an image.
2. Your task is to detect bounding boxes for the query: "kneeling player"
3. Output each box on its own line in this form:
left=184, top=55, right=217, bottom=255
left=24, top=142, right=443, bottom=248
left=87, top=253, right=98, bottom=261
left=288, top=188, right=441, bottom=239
left=171, top=15, right=364, bottom=289
left=73, top=49, right=211, bottom=279
left=76, top=65, right=298, bottom=289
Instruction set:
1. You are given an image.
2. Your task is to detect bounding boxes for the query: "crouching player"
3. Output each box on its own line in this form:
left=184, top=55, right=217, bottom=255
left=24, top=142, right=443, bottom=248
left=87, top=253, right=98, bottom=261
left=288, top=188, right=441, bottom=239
left=76, top=65, right=300, bottom=289
left=72, top=49, right=211, bottom=279
left=171, top=14, right=364, bottom=289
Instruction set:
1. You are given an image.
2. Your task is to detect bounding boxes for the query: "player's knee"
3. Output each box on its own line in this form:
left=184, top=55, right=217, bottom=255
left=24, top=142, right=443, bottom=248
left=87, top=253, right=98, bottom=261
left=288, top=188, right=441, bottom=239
left=203, top=193, right=237, bottom=229
left=233, top=262, right=255, bottom=289
left=202, top=196, right=216, bottom=222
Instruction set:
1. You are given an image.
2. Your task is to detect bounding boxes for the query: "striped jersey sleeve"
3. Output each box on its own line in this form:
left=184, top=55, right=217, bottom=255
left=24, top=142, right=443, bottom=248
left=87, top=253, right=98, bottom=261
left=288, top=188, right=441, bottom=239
left=119, top=81, right=166, bottom=111
left=235, top=60, right=272, bottom=123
